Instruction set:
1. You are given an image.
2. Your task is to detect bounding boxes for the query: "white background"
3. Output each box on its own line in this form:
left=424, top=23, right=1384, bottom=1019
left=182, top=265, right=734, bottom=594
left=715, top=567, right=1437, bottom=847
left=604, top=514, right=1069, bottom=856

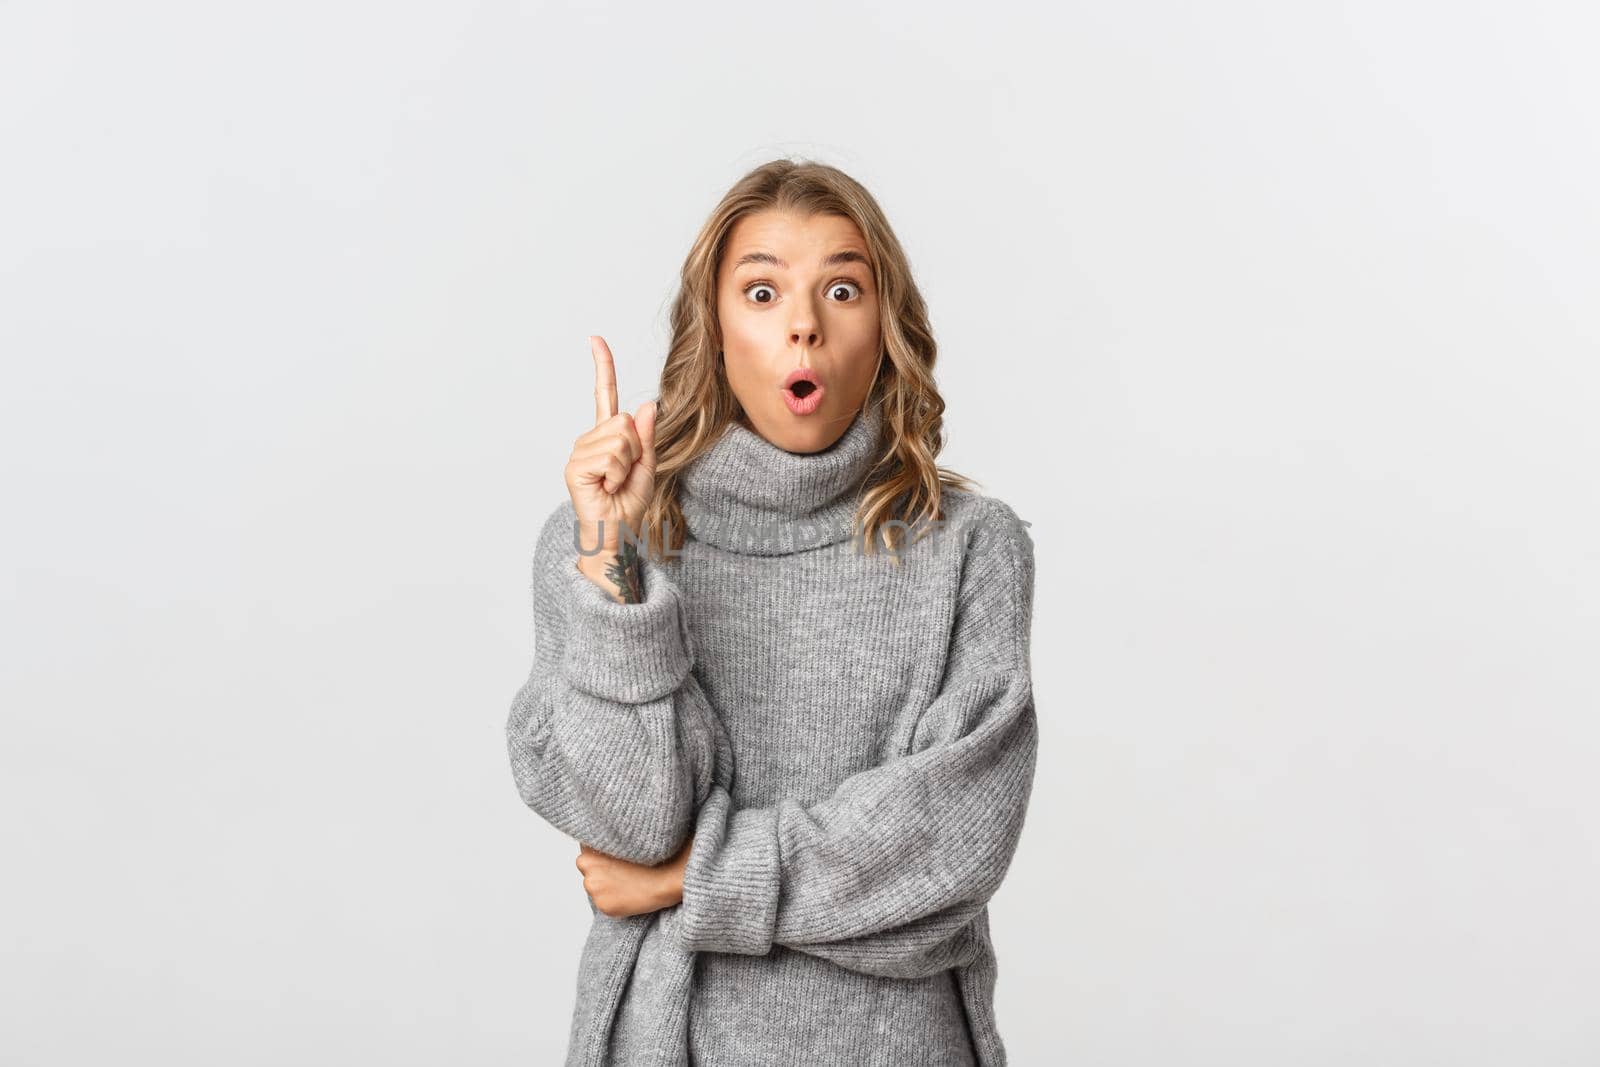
left=3, top=1, right=1597, bottom=1063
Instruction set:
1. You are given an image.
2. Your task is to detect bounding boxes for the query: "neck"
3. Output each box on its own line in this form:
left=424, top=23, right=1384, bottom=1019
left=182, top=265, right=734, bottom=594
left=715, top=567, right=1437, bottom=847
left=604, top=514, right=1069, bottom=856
left=677, top=402, right=885, bottom=556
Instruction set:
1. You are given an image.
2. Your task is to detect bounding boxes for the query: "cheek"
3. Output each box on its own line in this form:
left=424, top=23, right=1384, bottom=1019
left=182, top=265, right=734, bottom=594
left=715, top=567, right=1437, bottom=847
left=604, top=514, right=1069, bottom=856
left=843, top=311, right=880, bottom=350
left=840, top=313, right=882, bottom=381
left=844, top=308, right=883, bottom=363
left=718, top=300, right=765, bottom=350
left=715, top=318, right=764, bottom=403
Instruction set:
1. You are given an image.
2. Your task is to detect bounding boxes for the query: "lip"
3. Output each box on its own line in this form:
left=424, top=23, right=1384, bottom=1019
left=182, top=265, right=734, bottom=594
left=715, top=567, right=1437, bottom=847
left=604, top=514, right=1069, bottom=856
left=781, top=367, right=826, bottom=415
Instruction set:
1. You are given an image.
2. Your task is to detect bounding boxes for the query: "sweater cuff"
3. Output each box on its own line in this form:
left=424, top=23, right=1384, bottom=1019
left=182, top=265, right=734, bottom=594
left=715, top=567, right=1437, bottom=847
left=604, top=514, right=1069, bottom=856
left=559, top=558, right=694, bottom=704
left=677, top=791, right=780, bottom=956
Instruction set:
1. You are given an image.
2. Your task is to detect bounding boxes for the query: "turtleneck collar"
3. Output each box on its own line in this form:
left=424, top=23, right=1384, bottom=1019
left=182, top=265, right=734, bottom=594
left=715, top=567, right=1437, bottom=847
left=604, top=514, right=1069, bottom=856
left=677, top=401, right=885, bottom=556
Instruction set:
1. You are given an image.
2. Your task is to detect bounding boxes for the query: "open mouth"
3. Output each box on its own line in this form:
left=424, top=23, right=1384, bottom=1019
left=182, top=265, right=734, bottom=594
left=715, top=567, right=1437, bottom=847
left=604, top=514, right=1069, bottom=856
left=781, top=368, right=826, bottom=414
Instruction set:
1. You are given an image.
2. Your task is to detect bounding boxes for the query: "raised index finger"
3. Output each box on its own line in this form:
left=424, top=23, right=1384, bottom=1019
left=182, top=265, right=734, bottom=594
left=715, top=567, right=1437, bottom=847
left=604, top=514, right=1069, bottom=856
left=591, top=335, right=618, bottom=425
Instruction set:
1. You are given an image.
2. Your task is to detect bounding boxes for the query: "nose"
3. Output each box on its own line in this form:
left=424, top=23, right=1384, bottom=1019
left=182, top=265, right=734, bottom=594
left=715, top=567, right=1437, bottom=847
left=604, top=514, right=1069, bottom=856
left=788, top=296, right=819, bottom=348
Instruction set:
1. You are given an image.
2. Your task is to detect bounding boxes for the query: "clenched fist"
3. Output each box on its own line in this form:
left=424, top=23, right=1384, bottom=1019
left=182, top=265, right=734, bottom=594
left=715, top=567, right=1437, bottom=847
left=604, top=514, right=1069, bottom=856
left=575, top=838, right=691, bottom=919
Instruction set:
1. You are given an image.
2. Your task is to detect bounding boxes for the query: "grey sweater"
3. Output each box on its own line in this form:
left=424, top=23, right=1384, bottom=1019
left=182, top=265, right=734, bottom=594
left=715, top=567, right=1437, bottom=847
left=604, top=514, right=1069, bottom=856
left=506, top=400, right=1038, bottom=1065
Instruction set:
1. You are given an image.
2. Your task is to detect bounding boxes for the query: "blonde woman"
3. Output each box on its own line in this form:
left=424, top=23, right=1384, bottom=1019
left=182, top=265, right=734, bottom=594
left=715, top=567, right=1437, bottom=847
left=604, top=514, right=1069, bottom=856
left=507, top=159, right=1038, bottom=1066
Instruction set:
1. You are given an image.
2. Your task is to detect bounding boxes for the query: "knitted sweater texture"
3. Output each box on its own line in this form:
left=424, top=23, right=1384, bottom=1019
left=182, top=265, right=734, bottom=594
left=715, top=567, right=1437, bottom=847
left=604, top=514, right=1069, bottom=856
left=506, top=401, right=1038, bottom=1065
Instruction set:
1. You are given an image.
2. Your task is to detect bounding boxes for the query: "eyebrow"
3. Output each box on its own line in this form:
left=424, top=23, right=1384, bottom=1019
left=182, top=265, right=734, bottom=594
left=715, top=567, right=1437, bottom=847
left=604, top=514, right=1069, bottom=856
left=731, top=249, right=871, bottom=271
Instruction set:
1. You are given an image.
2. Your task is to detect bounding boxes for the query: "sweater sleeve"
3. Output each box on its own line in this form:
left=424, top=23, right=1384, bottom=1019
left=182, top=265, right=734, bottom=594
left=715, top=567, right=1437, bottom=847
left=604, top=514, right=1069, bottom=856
left=505, top=500, right=726, bottom=867
left=673, top=499, right=1038, bottom=975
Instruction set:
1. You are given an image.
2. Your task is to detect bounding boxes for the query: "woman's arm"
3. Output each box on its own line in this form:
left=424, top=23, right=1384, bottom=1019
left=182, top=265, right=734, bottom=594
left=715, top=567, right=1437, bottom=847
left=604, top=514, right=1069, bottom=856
left=672, top=498, right=1038, bottom=974
left=784, top=898, right=988, bottom=979
left=505, top=499, right=727, bottom=867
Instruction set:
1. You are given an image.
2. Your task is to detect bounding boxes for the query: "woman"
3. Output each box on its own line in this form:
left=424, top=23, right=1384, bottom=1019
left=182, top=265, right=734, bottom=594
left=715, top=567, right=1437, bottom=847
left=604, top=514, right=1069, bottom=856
left=507, top=159, right=1038, bottom=1066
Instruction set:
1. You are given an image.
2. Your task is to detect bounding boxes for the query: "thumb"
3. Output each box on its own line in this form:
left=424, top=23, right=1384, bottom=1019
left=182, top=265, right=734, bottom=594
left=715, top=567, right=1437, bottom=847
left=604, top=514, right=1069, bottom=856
left=634, top=399, right=659, bottom=471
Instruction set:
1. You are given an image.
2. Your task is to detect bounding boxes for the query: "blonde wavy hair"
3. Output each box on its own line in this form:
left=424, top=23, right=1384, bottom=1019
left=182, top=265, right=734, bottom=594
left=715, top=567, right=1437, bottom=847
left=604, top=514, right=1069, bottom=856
left=641, top=158, right=978, bottom=564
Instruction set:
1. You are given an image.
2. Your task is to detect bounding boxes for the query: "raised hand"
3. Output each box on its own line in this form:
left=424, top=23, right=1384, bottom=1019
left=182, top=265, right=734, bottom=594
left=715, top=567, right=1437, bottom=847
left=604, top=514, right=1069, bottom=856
left=563, top=336, right=659, bottom=602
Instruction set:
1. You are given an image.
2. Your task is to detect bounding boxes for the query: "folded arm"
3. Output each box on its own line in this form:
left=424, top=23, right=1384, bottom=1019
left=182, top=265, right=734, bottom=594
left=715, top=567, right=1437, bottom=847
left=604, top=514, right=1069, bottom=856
left=674, top=499, right=1038, bottom=978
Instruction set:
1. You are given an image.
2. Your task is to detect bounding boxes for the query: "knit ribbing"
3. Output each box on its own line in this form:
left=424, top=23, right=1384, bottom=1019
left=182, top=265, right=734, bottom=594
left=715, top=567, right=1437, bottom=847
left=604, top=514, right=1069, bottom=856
left=506, top=399, right=1037, bottom=1067
left=677, top=400, right=884, bottom=555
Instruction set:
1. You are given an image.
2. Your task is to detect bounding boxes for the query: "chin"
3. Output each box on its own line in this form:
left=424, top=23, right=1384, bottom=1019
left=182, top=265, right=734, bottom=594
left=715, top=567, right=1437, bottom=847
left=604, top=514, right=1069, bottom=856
left=756, top=410, right=840, bottom=454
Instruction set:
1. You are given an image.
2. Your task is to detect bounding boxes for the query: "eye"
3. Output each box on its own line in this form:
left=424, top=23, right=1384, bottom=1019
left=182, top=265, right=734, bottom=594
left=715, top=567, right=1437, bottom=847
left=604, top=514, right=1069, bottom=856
left=741, top=279, right=866, bottom=306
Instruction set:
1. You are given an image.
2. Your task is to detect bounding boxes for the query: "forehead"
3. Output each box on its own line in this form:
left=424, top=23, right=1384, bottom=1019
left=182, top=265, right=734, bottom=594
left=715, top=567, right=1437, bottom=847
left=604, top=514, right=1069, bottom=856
left=723, top=210, right=868, bottom=268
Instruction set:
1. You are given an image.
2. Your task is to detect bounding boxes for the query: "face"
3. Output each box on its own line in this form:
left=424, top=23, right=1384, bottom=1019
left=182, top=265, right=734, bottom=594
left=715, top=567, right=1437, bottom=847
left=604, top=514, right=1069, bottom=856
left=716, top=209, right=883, bottom=453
